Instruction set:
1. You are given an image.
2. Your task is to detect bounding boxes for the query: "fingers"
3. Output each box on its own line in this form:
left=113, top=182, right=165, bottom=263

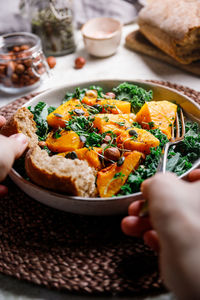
left=0, top=116, right=6, bottom=128
left=0, top=184, right=8, bottom=197
left=188, top=169, right=200, bottom=182
left=0, top=133, right=28, bottom=182
left=128, top=200, right=146, bottom=216
left=141, top=172, right=178, bottom=202
left=121, top=215, right=151, bottom=237
left=143, top=230, right=159, bottom=252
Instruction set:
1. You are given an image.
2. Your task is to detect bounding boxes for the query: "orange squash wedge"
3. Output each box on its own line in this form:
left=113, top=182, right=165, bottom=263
left=117, top=127, right=160, bottom=154
left=46, top=130, right=83, bottom=152
left=97, top=151, right=143, bottom=198
left=47, top=99, right=89, bottom=128
left=136, top=101, right=177, bottom=139
left=93, top=113, right=136, bottom=135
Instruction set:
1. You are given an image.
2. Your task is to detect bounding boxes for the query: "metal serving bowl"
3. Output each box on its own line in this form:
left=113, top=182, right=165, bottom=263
left=9, top=80, right=200, bottom=215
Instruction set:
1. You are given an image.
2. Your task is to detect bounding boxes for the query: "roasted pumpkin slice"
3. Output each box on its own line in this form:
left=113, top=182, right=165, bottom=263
left=136, top=101, right=177, bottom=139
left=46, top=130, right=83, bottom=152
left=59, top=147, right=102, bottom=170
left=47, top=99, right=89, bottom=128
left=97, top=151, right=143, bottom=198
left=93, top=113, right=136, bottom=135
left=82, top=98, right=131, bottom=114
left=117, top=127, right=160, bottom=154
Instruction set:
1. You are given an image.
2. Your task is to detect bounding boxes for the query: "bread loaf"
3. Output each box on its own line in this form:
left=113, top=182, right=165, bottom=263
left=138, top=0, right=200, bottom=64
left=25, top=146, right=97, bottom=197
left=1, top=107, right=97, bottom=197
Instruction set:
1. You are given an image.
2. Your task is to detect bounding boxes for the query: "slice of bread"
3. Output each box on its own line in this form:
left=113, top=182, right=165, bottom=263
left=0, top=107, right=38, bottom=148
left=25, top=146, right=97, bottom=197
left=1, top=107, right=97, bottom=197
left=138, top=0, right=200, bottom=64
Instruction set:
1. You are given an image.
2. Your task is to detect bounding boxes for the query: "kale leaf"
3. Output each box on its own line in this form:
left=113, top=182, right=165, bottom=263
left=113, top=82, right=153, bottom=112
left=28, top=102, right=56, bottom=141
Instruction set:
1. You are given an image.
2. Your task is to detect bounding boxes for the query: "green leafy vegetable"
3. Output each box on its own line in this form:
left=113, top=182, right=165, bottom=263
left=113, top=82, right=153, bottom=112
left=63, top=87, right=87, bottom=103
left=118, top=121, right=200, bottom=195
left=53, top=128, right=62, bottom=139
left=28, top=102, right=56, bottom=141
left=63, top=85, right=104, bottom=103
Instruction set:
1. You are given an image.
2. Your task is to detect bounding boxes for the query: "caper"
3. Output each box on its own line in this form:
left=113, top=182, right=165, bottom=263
left=129, top=129, right=138, bottom=137
left=65, top=151, right=78, bottom=159
left=74, top=108, right=85, bottom=115
left=117, top=156, right=125, bottom=167
left=65, top=152, right=71, bottom=159
left=70, top=151, right=78, bottom=159
left=79, top=135, right=86, bottom=143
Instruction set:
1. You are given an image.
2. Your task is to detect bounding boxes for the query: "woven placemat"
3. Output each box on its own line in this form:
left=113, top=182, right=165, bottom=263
left=0, top=81, right=199, bottom=296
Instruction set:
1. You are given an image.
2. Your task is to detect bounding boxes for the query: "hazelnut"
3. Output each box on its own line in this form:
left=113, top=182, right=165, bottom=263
left=15, top=64, right=25, bottom=74
left=23, top=59, right=32, bottom=67
left=47, top=56, right=56, bottom=69
left=20, top=74, right=30, bottom=85
left=104, top=147, right=120, bottom=162
left=103, top=135, right=112, bottom=143
left=0, top=65, right=6, bottom=76
left=13, top=46, right=21, bottom=52
left=85, top=89, right=98, bottom=98
left=27, top=67, right=35, bottom=77
left=11, top=73, right=19, bottom=83
left=105, top=92, right=115, bottom=99
left=74, top=56, right=86, bottom=69
left=20, top=45, right=30, bottom=51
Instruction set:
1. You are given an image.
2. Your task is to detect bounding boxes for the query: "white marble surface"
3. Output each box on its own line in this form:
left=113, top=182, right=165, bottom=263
left=0, top=24, right=199, bottom=108
left=0, top=23, right=190, bottom=300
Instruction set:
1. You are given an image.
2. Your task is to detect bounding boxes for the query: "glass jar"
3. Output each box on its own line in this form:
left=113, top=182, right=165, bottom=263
left=30, top=0, right=76, bottom=56
left=0, top=32, right=49, bottom=94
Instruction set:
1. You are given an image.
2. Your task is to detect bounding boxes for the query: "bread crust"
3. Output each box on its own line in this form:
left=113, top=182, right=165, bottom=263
left=0, top=107, right=38, bottom=148
left=1, top=107, right=97, bottom=197
left=138, top=0, right=200, bottom=64
left=25, top=146, right=97, bottom=197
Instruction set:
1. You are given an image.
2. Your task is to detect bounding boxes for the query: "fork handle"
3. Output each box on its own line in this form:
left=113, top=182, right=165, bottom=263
left=157, top=142, right=171, bottom=173
left=139, top=142, right=171, bottom=217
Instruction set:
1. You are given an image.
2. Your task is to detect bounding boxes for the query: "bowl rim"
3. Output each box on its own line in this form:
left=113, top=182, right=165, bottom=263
left=11, top=78, right=200, bottom=202
left=81, top=17, right=122, bottom=41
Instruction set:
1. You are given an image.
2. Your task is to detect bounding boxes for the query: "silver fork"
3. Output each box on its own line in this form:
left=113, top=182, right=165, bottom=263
left=139, top=108, right=185, bottom=217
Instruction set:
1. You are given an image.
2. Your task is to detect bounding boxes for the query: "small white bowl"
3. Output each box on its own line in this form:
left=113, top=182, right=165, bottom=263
left=81, top=17, right=122, bottom=57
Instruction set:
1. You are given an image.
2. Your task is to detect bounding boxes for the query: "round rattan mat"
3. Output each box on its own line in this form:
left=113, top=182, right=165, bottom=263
left=0, top=81, right=199, bottom=296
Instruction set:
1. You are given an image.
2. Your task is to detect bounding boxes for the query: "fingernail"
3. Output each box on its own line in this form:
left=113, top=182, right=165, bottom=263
left=11, top=133, right=28, bottom=144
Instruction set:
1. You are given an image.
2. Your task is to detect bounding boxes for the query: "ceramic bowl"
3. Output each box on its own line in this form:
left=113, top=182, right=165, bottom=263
left=81, top=17, right=122, bottom=57
left=9, top=79, right=200, bottom=215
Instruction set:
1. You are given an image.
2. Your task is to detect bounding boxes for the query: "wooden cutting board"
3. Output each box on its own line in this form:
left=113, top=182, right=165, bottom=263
left=125, top=30, right=200, bottom=76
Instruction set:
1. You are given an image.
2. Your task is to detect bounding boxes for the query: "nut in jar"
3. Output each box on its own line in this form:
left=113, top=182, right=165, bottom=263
left=0, top=32, right=49, bottom=94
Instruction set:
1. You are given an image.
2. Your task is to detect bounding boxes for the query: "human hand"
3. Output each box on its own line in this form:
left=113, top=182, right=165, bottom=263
left=0, top=115, right=28, bottom=196
left=121, top=171, right=200, bottom=300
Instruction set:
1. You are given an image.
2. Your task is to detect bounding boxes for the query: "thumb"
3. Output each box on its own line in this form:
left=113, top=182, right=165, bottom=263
left=0, top=133, right=28, bottom=182
left=9, top=133, right=28, bottom=159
